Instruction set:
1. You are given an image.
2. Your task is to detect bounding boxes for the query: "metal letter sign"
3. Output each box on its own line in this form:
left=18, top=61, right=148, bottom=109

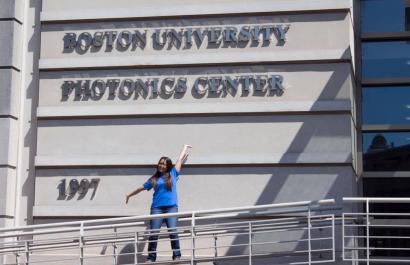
left=61, top=74, right=285, bottom=100
left=60, top=23, right=290, bottom=101
left=63, top=25, right=289, bottom=51
left=58, top=178, right=100, bottom=200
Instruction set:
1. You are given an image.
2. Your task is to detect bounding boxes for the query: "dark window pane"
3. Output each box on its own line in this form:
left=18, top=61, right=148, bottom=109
left=363, top=86, right=410, bottom=125
left=361, top=0, right=410, bottom=33
left=362, top=41, right=410, bottom=79
left=363, top=132, right=410, bottom=171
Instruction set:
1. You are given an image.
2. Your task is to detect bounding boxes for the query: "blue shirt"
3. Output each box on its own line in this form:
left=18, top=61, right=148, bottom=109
left=143, top=167, right=180, bottom=208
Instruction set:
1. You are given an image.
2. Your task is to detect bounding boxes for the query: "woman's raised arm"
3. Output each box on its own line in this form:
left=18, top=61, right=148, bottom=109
left=175, top=144, right=192, bottom=172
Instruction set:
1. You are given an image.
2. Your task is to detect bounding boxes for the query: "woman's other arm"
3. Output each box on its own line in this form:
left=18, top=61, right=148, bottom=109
left=125, top=186, right=145, bottom=204
left=175, top=144, right=193, bottom=172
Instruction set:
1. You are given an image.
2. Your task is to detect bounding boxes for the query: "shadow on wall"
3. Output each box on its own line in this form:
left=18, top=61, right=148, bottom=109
left=113, top=44, right=355, bottom=264
left=116, top=241, right=146, bottom=265
left=219, top=47, right=355, bottom=265
left=19, top=0, right=43, bottom=227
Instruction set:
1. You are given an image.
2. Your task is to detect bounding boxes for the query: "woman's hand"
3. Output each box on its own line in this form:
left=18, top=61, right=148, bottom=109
left=175, top=144, right=193, bottom=172
left=125, top=194, right=131, bottom=204
left=184, top=144, right=193, bottom=150
left=125, top=187, right=144, bottom=204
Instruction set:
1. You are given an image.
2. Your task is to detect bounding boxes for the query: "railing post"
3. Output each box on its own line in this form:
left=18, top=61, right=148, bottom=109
left=79, top=222, right=84, bottom=265
left=134, top=232, right=138, bottom=265
left=213, top=233, right=218, bottom=258
left=191, top=212, right=196, bottom=265
left=366, top=199, right=370, bottom=265
left=113, top=227, right=118, bottom=265
left=15, top=252, right=19, bottom=265
left=15, top=236, right=19, bottom=265
left=332, top=214, right=335, bottom=262
left=25, top=240, right=29, bottom=265
left=307, top=205, right=312, bottom=265
left=342, top=212, right=345, bottom=261
left=248, top=222, right=252, bottom=265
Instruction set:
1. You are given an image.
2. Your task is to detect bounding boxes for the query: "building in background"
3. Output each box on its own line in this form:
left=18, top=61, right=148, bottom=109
left=360, top=0, right=410, bottom=258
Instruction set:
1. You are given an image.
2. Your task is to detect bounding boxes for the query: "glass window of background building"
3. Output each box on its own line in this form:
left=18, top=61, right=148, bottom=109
left=363, top=132, right=410, bottom=171
left=361, top=0, right=410, bottom=33
left=362, top=41, right=410, bottom=79
left=363, top=86, right=410, bottom=125
left=361, top=0, right=410, bottom=174
left=361, top=0, right=410, bottom=258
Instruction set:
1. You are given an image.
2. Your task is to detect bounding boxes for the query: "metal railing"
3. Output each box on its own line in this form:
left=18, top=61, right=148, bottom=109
left=0, top=200, right=337, bottom=265
left=343, top=197, right=410, bottom=264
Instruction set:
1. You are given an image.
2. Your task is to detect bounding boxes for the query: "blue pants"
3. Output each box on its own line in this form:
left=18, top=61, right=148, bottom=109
left=147, top=206, right=181, bottom=261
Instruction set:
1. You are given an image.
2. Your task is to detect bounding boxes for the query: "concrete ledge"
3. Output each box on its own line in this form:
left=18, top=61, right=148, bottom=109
left=39, top=49, right=351, bottom=70
left=36, top=100, right=351, bottom=118
left=34, top=152, right=352, bottom=167
left=41, top=0, right=351, bottom=22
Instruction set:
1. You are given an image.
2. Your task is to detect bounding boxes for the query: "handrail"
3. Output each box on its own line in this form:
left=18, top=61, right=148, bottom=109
left=344, top=197, right=410, bottom=203
left=4, top=197, right=410, bottom=265
left=0, top=199, right=336, bottom=265
left=0, top=199, right=334, bottom=234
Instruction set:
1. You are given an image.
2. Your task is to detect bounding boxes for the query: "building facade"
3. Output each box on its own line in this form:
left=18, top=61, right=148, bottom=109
left=5, top=0, right=398, bottom=263
left=1, top=0, right=359, bottom=228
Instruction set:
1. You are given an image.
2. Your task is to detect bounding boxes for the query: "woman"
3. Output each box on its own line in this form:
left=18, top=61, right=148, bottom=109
left=126, top=144, right=192, bottom=262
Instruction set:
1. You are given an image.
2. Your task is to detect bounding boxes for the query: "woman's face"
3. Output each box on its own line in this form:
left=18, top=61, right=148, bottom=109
left=157, top=159, right=167, bottom=173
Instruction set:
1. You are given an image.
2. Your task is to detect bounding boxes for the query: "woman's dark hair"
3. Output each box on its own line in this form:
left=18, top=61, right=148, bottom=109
left=151, top=157, right=173, bottom=191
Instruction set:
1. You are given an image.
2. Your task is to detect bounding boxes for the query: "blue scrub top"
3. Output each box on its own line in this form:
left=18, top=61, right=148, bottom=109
left=143, top=167, right=180, bottom=208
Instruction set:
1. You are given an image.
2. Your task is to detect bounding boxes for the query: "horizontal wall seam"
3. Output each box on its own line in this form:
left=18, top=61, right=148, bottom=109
left=35, top=163, right=353, bottom=171
left=0, top=18, right=22, bottom=24
left=0, top=66, right=21, bottom=72
left=39, top=59, right=352, bottom=72
left=362, top=79, right=410, bottom=86
left=39, top=60, right=353, bottom=73
left=0, top=115, right=18, bottom=120
left=362, top=125, right=410, bottom=132
left=362, top=33, right=410, bottom=41
left=362, top=172, right=410, bottom=178
left=0, top=215, right=14, bottom=219
left=36, top=110, right=352, bottom=120
left=34, top=163, right=352, bottom=169
left=0, top=165, right=16, bottom=169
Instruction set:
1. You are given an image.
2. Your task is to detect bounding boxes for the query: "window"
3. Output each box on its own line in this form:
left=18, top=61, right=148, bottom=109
left=361, top=0, right=410, bottom=258
left=361, top=0, right=410, bottom=33
left=363, top=86, right=410, bottom=124
left=362, top=41, right=410, bottom=79
left=363, top=132, right=410, bottom=171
